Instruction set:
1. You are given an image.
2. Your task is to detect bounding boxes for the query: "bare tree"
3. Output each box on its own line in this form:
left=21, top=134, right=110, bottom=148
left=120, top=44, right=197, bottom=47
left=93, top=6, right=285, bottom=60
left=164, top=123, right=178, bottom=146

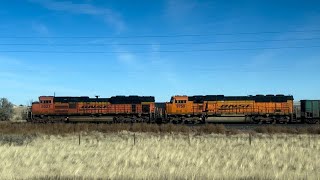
left=27, top=99, right=33, bottom=107
left=0, top=98, right=14, bottom=121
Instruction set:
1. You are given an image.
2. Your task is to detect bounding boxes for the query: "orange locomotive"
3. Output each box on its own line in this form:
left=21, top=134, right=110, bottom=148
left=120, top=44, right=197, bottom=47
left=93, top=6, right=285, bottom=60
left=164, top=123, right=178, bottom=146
left=30, top=96, right=155, bottom=123
left=166, top=95, right=294, bottom=123
left=29, top=94, right=294, bottom=123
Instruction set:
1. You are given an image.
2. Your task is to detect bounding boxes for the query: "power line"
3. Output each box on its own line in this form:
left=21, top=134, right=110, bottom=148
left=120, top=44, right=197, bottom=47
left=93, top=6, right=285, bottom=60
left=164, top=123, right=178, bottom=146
left=1, top=29, right=320, bottom=39
left=0, top=69, right=297, bottom=73
left=0, top=37, right=319, bottom=46
left=1, top=45, right=320, bottom=53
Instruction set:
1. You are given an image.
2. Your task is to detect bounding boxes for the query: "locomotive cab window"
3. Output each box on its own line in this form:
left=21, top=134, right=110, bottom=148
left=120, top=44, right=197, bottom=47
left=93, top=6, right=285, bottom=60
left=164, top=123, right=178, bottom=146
left=41, top=100, right=51, bottom=104
left=176, top=100, right=186, bottom=103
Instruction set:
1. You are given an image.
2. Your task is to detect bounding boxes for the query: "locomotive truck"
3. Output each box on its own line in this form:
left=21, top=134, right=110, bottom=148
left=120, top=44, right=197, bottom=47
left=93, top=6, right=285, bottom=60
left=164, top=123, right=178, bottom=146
left=27, top=94, right=320, bottom=124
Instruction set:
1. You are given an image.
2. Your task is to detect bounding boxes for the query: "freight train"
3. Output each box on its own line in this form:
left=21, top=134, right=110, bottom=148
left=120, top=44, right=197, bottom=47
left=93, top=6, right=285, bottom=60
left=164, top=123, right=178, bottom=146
left=27, top=94, right=320, bottom=124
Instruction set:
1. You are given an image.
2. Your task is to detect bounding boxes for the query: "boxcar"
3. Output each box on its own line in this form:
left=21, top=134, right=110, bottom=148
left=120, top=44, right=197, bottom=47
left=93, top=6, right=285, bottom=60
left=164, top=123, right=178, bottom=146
left=300, top=100, right=320, bottom=123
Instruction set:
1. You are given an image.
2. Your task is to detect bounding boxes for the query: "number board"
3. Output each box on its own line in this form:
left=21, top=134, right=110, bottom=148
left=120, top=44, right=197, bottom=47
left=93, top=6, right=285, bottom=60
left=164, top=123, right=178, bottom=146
left=41, top=105, right=51, bottom=108
left=176, top=104, right=186, bottom=108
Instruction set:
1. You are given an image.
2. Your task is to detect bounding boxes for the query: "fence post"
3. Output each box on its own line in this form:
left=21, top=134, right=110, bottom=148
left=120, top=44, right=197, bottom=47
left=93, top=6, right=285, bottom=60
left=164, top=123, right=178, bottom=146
left=79, top=133, right=81, bottom=145
left=249, top=133, right=252, bottom=145
left=133, top=133, right=136, bottom=146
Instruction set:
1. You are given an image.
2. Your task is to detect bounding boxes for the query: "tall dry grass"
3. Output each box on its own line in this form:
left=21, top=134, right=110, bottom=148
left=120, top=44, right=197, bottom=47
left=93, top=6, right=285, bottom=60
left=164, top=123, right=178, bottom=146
left=0, top=123, right=225, bottom=135
left=254, top=125, right=320, bottom=134
left=0, top=123, right=319, bottom=135
left=0, top=132, right=319, bottom=179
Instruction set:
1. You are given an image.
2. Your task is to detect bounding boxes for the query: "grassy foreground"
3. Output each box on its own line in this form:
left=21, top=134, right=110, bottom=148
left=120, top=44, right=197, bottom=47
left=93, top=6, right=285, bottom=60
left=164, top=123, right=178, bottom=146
left=0, top=132, right=319, bottom=179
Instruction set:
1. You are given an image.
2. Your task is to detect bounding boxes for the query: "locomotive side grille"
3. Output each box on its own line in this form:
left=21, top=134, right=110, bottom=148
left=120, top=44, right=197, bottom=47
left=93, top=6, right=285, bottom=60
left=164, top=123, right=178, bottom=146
left=69, top=103, right=77, bottom=109
left=55, top=105, right=69, bottom=109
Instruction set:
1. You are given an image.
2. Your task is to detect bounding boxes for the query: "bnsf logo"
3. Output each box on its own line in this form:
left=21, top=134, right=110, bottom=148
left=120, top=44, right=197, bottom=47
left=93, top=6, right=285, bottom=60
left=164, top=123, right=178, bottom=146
left=219, top=104, right=250, bottom=110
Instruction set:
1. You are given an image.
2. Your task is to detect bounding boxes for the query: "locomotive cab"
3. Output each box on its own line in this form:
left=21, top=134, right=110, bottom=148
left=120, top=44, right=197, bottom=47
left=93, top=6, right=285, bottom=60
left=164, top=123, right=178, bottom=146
left=38, top=96, right=54, bottom=114
left=166, top=96, right=205, bottom=123
left=166, top=96, right=189, bottom=115
left=30, top=96, right=55, bottom=120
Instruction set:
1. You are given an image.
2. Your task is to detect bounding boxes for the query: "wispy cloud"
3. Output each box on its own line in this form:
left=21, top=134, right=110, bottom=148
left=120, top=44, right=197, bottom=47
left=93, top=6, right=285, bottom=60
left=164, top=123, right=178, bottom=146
left=146, top=43, right=182, bottom=90
left=246, top=13, right=320, bottom=71
left=165, top=0, right=213, bottom=23
left=117, top=52, right=136, bottom=65
left=0, top=56, right=24, bottom=66
left=247, top=51, right=277, bottom=69
left=112, top=42, right=182, bottom=89
left=31, top=22, right=50, bottom=35
left=151, top=43, right=161, bottom=52
left=165, top=0, right=198, bottom=21
left=29, top=0, right=125, bottom=32
left=0, top=56, right=82, bottom=102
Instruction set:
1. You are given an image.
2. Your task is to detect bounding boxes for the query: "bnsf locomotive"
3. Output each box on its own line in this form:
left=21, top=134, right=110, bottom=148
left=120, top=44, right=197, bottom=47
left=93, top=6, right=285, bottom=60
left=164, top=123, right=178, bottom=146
left=28, top=94, right=320, bottom=124
left=30, top=96, right=155, bottom=123
left=166, top=95, right=294, bottom=123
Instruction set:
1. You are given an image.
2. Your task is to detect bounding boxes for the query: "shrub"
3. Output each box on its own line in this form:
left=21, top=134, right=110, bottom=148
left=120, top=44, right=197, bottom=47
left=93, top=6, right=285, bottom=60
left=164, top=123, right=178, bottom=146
left=198, top=124, right=226, bottom=134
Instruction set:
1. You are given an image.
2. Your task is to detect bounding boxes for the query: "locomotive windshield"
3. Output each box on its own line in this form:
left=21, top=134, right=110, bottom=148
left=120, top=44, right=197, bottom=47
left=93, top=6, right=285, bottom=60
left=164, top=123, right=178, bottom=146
left=170, top=97, right=175, bottom=103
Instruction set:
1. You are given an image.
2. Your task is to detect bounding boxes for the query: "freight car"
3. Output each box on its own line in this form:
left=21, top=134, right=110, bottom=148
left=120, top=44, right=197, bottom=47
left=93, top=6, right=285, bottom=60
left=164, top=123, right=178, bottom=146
left=28, top=95, right=155, bottom=123
left=300, top=100, right=320, bottom=123
left=165, top=95, right=294, bottom=124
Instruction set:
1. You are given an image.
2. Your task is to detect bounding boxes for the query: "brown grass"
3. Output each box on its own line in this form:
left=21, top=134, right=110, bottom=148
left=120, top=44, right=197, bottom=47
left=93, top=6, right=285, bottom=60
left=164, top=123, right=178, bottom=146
left=254, top=125, right=320, bottom=134
left=0, top=123, right=195, bottom=135
left=0, top=123, right=196, bottom=135
left=0, top=123, right=319, bottom=135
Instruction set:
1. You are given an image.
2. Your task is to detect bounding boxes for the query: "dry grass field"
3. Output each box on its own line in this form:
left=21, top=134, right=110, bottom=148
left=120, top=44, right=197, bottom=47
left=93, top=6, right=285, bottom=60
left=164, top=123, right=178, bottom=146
left=0, top=131, right=319, bottom=180
left=1, top=123, right=320, bottom=135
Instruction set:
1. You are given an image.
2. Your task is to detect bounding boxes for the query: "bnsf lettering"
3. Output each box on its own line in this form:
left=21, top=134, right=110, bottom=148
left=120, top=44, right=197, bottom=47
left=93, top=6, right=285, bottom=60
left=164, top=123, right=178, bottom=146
left=81, top=106, right=108, bottom=109
left=219, top=104, right=250, bottom=110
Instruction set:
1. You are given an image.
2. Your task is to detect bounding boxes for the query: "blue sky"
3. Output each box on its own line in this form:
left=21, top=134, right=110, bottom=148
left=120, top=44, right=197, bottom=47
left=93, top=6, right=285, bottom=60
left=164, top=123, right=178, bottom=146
left=0, top=0, right=320, bottom=104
